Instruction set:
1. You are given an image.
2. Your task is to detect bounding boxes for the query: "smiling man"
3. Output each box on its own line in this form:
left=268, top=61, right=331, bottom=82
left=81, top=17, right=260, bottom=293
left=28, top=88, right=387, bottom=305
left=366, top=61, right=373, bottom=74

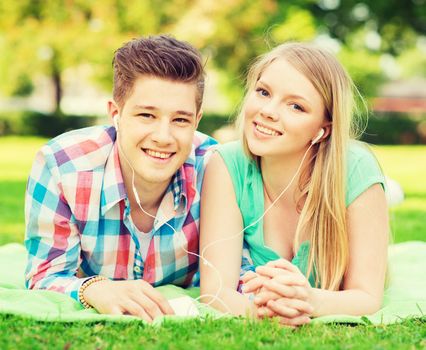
left=24, top=35, right=217, bottom=321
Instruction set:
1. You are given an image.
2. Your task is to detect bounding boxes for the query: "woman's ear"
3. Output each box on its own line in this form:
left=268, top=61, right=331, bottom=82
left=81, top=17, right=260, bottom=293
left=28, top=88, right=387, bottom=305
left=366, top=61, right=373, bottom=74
left=321, top=123, right=332, bottom=140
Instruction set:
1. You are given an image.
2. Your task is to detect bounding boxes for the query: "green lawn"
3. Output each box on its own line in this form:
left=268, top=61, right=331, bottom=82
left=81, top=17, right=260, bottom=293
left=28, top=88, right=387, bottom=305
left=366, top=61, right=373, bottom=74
left=0, top=136, right=47, bottom=245
left=0, top=136, right=425, bottom=349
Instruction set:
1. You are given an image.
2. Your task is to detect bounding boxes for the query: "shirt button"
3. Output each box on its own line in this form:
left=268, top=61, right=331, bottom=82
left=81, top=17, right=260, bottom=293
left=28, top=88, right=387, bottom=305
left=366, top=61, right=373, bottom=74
left=134, top=266, right=141, bottom=273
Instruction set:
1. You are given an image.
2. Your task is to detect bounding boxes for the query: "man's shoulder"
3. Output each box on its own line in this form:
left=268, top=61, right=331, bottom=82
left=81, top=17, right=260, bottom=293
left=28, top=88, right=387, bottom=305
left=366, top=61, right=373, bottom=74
left=192, top=131, right=217, bottom=156
left=41, top=125, right=116, bottom=173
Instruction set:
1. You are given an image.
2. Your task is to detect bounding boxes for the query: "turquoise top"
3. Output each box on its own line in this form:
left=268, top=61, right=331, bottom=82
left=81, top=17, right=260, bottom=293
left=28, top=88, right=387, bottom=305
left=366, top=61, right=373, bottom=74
left=217, top=140, right=386, bottom=286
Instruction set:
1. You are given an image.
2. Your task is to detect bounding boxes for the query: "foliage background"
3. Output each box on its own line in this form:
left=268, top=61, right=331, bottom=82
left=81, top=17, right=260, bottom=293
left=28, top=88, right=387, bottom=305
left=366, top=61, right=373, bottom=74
left=0, top=0, right=425, bottom=141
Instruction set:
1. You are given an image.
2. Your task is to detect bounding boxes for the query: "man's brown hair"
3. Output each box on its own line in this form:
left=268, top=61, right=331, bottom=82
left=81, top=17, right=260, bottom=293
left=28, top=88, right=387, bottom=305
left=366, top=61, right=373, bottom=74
left=113, top=35, right=205, bottom=111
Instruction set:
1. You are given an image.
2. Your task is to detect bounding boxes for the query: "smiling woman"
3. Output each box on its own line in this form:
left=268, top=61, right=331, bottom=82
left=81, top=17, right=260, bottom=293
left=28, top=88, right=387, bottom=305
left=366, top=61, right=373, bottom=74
left=243, top=57, right=329, bottom=158
left=200, top=42, right=389, bottom=326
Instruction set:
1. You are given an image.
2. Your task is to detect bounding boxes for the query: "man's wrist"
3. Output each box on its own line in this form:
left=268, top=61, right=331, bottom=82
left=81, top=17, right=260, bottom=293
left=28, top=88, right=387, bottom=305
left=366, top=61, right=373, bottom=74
left=79, top=275, right=108, bottom=308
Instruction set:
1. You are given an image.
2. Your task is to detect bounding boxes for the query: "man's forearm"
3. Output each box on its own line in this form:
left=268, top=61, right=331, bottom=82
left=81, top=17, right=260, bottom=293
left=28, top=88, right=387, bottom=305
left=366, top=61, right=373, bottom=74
left=26, top=270, right=92, bottom=303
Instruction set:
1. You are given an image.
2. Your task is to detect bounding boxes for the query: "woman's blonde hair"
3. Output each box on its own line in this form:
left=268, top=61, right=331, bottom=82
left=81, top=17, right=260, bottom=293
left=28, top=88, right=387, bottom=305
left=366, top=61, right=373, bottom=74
left=237, top=42, right=362, bottom=290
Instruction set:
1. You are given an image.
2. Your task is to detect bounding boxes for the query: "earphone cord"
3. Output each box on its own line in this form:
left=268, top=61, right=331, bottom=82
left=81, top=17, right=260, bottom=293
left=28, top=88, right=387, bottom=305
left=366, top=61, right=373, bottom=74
left=198, top=142, right=315, bottom=312
left=115, top=128, right=233, bottom=315
left=116, top=125, right=314, bottom=316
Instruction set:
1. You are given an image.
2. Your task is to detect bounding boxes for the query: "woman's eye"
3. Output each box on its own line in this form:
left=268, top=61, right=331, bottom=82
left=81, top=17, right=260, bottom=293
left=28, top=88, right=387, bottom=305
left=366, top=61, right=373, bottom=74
left=291, top=103, right=304, bottom=112
left=255, top=88, right=269, bottom=97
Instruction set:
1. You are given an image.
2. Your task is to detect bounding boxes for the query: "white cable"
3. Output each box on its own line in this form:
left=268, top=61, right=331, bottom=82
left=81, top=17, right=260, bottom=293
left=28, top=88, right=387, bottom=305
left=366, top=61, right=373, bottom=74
left=198, top=142, right=315, bottom=312
left=201, top=142, right=314, bottom=257
left=116, top=121, right=315, bottom=317
left=116, top=124, right=225, bottom=315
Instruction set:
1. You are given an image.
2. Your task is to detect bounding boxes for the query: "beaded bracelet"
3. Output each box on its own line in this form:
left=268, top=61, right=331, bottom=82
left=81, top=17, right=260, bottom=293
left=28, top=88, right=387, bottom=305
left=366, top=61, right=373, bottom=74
left=78, top=275, right=108, bottom=309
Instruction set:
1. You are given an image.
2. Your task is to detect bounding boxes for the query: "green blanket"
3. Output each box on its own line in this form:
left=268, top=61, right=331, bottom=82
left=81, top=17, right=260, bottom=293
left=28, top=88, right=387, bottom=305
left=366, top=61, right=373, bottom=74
left=1, top=242, right=425, bottom=325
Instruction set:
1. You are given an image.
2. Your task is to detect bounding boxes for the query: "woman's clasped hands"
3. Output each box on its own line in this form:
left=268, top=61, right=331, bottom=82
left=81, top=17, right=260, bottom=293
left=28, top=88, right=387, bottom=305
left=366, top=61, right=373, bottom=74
left=241, top=259, right=314, bottom=327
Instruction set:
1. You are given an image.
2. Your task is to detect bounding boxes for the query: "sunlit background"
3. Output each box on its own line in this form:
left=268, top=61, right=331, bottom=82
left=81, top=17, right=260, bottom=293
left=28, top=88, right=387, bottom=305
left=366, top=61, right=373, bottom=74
left=0, top=0, right=425, bottom=239
left=0, top=0, right=425, bottom=143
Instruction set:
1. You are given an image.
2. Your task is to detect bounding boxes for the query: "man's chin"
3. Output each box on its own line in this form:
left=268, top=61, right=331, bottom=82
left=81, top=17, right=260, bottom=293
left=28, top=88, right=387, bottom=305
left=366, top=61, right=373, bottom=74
left=135, top=170, right=176, bottom=186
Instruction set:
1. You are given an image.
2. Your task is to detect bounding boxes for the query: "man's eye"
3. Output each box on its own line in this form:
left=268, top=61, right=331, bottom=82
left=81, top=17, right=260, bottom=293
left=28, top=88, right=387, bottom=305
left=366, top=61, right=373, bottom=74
left=138, top=113, right=154, bottom=118
left=255, top=88, right=269, bottom=97
left=174, top=118, right=190, bottom=124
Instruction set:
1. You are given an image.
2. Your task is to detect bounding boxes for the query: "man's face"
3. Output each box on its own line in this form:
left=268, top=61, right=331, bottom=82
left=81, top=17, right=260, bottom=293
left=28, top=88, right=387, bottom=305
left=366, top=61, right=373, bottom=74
left=111, top=76, right=201, bottom=190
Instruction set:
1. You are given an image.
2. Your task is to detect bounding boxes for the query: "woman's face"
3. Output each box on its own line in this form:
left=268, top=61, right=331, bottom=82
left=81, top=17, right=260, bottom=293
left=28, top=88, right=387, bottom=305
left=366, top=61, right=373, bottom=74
left=243, top=57, right=328, bottom=159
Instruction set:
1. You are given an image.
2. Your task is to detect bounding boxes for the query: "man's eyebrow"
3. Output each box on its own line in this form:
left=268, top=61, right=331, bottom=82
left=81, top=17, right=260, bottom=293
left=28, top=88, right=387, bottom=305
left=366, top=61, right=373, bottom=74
left=175, top=110, right=195, bottom=117
left=133, top=105, right=194, bottom=117
left=133, top=105, right=157, bottom=111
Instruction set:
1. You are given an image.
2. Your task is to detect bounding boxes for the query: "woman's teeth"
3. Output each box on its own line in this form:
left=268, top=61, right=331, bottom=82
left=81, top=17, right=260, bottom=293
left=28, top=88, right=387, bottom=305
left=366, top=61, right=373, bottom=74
left=255, top=124, right=280, bottom=136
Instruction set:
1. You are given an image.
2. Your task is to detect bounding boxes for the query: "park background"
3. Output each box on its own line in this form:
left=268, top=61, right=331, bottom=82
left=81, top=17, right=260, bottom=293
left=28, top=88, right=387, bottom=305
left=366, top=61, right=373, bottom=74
left=0, top=1, right=425, bottom=349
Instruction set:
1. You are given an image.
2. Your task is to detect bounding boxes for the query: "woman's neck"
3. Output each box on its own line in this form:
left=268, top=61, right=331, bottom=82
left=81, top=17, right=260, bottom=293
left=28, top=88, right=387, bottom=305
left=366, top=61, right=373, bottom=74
left=260, top=150, right=313, bottom=205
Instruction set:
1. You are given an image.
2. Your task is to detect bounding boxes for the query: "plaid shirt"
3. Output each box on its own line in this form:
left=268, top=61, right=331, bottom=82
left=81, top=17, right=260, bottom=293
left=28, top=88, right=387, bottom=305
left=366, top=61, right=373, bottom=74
left=25, top=126, right=217, bottom=303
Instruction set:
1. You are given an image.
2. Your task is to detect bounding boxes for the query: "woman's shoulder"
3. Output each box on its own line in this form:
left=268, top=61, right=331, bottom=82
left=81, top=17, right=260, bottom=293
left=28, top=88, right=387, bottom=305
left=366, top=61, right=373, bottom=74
left=217, top=140, right=244, bottom=157
left=347, top=140, right=382, bottom=172
left=216, top=140, right=254, bottom=170
left=345, top=140, right=386, bottom=206
left=215, top=140, right=260, bottom=203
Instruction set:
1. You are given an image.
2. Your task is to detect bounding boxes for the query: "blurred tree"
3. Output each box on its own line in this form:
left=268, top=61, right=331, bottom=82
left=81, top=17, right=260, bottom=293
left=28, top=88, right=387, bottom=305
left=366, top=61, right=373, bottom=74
left=0, top=0, right=117, bottom=113
left=173, top=0, right=425, bottom=107
left=0, top=0, right=424, bottom=115
left=0, top=0, right=193, bottom=113
left=174, top=0, right=318, bottom=106
left=310, top=0, right=425, bottom=55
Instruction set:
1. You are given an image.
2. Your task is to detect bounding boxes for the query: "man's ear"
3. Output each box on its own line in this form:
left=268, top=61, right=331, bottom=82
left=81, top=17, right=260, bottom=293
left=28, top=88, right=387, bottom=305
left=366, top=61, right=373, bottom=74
left=195, top=109, right=203, bottom=129
left=107, top=100, right=120, bottom=122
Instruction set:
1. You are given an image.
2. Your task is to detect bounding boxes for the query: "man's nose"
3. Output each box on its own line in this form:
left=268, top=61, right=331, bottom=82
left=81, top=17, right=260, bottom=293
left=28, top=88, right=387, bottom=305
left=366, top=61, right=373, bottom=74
left=151, top=119, right=173, bottom=145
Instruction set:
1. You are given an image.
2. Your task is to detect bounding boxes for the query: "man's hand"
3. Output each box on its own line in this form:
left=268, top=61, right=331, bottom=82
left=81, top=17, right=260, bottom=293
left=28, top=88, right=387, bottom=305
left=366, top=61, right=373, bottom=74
left=83, top=279, right=174, bottom=322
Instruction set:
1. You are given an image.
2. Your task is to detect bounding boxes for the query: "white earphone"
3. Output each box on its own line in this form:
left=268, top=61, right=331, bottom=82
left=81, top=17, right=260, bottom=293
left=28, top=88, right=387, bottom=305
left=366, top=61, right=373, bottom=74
left=113, top=115, right=119, bottom=130
left=311, top=128, right=325, bottom=145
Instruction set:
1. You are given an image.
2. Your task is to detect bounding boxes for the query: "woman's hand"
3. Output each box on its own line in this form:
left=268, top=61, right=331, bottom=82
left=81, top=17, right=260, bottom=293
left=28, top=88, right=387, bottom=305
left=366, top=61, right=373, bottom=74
left=240, top=270, right=269, bottom=295
left=242, top=259, right=313, bottom=326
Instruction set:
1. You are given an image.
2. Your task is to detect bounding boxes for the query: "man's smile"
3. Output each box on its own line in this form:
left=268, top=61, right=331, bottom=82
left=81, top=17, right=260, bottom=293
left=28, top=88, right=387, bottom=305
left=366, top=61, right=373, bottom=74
left=142, top=148, right=175, bottom=160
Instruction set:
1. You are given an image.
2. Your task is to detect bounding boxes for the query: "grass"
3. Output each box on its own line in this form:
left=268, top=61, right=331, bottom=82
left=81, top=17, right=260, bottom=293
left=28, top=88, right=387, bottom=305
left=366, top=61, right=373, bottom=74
left=0, top=136, right=425, bottom=349
left=372, top=145, right=426, bottom=243
left=0, top=136, right=47, bottom=245
left=0, top=315, right=425, bottom=350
